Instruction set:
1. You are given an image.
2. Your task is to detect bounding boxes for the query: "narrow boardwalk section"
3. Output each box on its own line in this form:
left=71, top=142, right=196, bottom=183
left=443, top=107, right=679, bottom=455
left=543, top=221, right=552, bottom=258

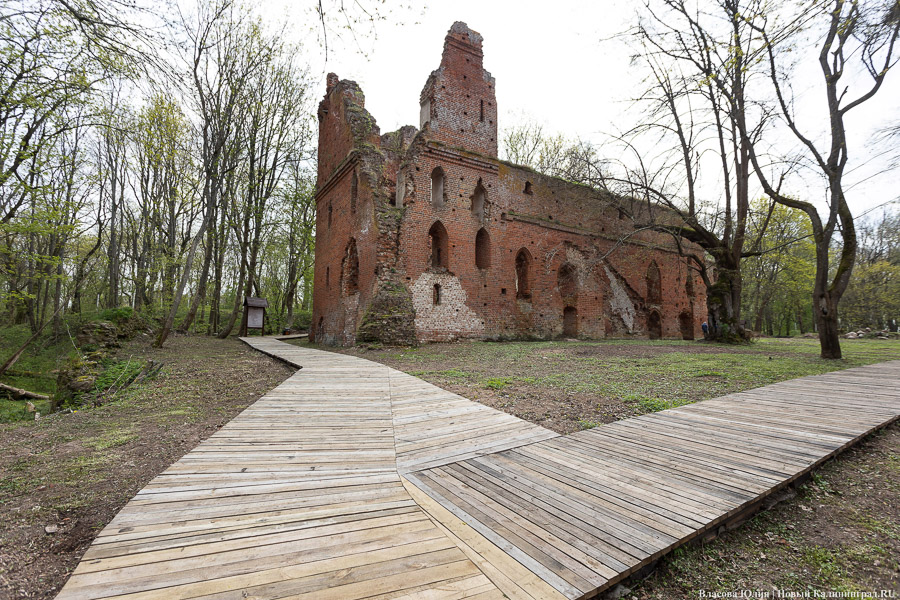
left=56, top=338, right=900, bottom=600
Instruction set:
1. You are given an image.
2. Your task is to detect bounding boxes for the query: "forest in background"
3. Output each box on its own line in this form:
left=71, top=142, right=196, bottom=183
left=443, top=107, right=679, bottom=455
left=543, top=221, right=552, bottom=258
left=1, top=0, right=319, bottom=346
left=1, top=0, right=898, bottom=355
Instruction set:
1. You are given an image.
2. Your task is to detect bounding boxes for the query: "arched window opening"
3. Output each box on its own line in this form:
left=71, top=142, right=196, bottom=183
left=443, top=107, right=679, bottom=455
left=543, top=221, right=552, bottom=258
left=515, top=249, right=532, bottom=299
left=475, top=228, right=491, bottom=269
left=523, top=181, right=533, bottom=195
left=433, top=284, right=442, bottom=305
left=558, top=263, right=577, bottom=297
left=342, top=238, right=359, bottom=295
left=428, top=221, right=449, bottom=269
left=471, top=179, right=486, bottom=220
left=648, top=310, right=662, bottom=340
left=646, top=261, right=662, bottom=305
left=350, top=169, right=358, bottom=213
left=563, top=306, right=578, bottom=337
left=431, top=167, right=445, bottom=207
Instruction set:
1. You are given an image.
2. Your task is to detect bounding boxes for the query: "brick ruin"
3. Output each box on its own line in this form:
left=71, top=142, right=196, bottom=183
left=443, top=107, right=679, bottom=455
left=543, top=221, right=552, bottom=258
left=311, top=21, right=706, bottom=346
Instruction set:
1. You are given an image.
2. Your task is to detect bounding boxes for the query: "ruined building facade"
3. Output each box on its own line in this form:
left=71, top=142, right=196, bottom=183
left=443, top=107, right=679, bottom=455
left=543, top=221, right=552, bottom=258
left=311, top=22, right=706, bottom=346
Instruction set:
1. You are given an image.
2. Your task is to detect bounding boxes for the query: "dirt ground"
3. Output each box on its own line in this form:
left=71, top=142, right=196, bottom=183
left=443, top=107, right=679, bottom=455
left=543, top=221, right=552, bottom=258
left=0, top=335, right=292, bottom=600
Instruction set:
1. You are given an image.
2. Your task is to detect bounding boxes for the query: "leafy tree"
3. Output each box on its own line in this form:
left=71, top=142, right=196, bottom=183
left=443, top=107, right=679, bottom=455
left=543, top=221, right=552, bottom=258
left=742, top=200, right=816, bottom=335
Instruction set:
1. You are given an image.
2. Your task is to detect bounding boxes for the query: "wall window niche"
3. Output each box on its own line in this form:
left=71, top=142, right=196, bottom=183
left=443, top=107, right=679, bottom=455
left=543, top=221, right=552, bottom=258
left=471, top=179, right=486, bottom=220
left=524, top=181, right=533, bottom=195
left=647, top=261, right=662, bottom=305
left=341, top=238, right=359, bottom=295
left=433, top=284, right=442, bottom=305
left=350, top=169, right=358, bottom=213
left=428, top=221, right=449, bottom=269
left=515, top=248, right=532, bottom=299
left=431, top=166, right=446, bottom=207
left=558, top=263, right=577, bottom=297
left=475, top=228, right=491, bottom=269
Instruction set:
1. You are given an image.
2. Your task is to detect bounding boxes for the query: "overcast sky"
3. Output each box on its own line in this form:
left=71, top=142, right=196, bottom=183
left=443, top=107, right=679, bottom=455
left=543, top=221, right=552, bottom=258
left=265, top=0, right=899, bottom=216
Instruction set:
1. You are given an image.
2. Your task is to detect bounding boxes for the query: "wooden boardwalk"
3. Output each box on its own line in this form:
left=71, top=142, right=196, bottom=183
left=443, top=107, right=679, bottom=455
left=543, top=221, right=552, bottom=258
left=55, top=338, right=900, bottom=600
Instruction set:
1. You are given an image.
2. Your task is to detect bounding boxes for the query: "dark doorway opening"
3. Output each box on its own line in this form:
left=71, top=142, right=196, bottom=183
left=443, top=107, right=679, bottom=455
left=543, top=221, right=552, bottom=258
left=648, top=311, right=662, bottom=340
left=563, top=306, right=578, bottom=338
left=679, top=311, right=694, bottom=340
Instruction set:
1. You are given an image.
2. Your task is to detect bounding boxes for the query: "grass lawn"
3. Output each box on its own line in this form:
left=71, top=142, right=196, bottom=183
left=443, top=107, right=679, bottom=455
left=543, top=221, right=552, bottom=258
left=329, top=337, right=900, bottom=434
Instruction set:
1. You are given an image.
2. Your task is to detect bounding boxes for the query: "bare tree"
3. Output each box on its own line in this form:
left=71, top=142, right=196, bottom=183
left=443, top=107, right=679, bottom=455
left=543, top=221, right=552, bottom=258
left=738, top=0, right=900, bottom=358
left=594, top=0, right=788, bottom=341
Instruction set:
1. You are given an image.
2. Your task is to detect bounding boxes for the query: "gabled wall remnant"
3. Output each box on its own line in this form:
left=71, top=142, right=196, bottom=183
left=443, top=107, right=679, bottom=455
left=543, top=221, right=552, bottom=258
left=311, top=22, right=706, bottom=345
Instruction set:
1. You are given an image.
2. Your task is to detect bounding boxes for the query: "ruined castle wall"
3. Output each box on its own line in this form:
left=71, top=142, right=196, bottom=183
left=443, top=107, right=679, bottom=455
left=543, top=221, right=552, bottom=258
left=397, top=152, right=704, bottom=342
left=312, top=21, right=707, bottom=346
left=312, top=78, right=393, bottom=345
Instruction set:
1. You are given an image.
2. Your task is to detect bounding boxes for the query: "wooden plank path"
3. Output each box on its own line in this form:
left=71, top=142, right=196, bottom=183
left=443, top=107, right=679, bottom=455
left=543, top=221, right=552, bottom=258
left=55, top=338, right=900, bottom=600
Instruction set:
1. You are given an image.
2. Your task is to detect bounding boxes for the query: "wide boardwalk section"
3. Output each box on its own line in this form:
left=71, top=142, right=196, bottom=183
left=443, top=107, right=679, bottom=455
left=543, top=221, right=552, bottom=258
left=56, top=339, right=900, bottom=600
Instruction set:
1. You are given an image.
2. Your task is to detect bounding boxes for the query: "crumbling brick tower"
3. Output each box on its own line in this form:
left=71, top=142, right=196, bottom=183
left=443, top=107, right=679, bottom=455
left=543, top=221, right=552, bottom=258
left=311, top=22, right=706, bottom=346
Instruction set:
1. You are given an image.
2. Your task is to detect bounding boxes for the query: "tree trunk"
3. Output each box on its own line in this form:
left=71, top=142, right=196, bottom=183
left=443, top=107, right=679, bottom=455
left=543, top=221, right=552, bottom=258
left=814, top=289, right=842, bottom=359
left=178, top=223, right=215, bottom=333
left=704, top=261, right=748, bottom=343
left=208, top=207, right=227, bottom=335
left=217, top=256, right=246, bottom=339
left=154, top=211, right=210, bottom=348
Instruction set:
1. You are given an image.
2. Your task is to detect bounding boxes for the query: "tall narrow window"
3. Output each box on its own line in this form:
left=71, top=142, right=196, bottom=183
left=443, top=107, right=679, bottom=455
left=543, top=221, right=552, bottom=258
left=475, top=228, right=491, bottom=269
left=646, top=261, right=662, bottom=305
left=431, top=167, right=445, bottom=207
left=558, top=263, right=577, bottom=297
left=480, top=99, right=484, bottom=122
left=471, top=179, right=486, bottom=220
left=350, top=169, right=358, bottom=213
left=523, top=181, right=533, bottom=195
left=433, top=284, right=442, bottom=305
left=685, top=268, right=695, bottom=298
left=326, top=266, right=330, bottom=288
left=327, top=202, right=333, bottom=228
left=515, top=248, right=532, bottom=299
left=428, top=221, right=449, bottom=269
left=342, top=238, right=359, bottom=295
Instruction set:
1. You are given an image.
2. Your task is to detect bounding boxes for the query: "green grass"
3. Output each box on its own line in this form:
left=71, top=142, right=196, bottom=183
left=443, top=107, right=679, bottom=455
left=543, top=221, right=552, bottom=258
left=484, top=376, right=515, bottom=390
left=336, top=337, right=900, bottom=426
